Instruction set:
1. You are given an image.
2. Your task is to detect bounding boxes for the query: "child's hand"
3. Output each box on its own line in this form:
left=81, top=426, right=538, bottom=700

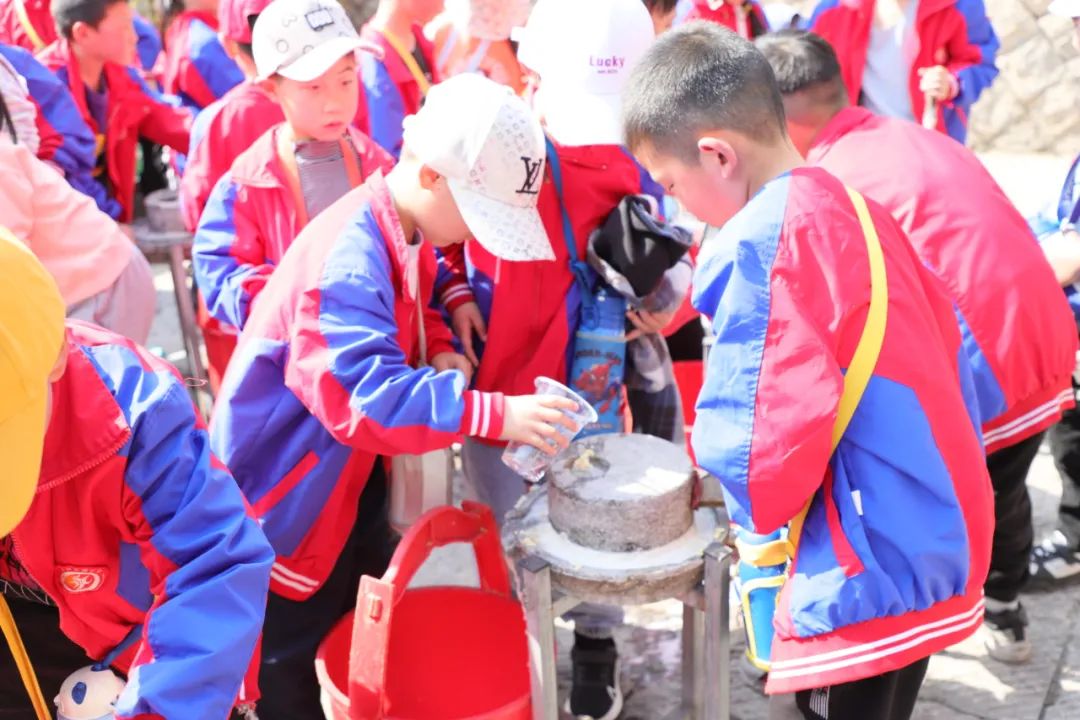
left=431, top=352, right=474, bottom=384
left=626, top=308, right=675, bottom=341
left=451, top=301, right=487, bottom=366
left=500, top=395, right=581, bottom=454
left=918, top=66, right=957, bottom=102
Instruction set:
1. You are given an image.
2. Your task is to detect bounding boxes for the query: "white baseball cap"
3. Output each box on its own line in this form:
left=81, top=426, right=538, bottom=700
left=252, top=0, right=378, bottom=82
left=1049, top=0, right=1080, bottom=17
left=515, top=0, right=656, bottom=146
left=402, top=74, right=555, bottom=262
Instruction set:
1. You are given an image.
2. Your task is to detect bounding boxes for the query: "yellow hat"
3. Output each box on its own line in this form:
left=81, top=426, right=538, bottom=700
left=0, top=227, right=65, bottom=535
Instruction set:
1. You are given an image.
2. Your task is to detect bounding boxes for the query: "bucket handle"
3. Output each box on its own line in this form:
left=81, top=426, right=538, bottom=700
left=347, top=502, right=513, bottom=719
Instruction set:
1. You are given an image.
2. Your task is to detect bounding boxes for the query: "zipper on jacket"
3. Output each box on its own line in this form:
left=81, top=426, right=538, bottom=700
left=38, top=428, right=132, bottom=494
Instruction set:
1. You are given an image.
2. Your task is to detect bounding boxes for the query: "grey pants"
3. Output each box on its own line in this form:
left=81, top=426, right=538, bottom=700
left=67, top=243, right=156, bottom=345
left=461, top=438, right=624, bottom=638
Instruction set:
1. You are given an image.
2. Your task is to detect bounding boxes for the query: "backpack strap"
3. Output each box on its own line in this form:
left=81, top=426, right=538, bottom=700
left=544, top=137, right=594, bottom=306
left=786, top=186, right=888, bottom=558
left=381, top=30, right=432, bottom=97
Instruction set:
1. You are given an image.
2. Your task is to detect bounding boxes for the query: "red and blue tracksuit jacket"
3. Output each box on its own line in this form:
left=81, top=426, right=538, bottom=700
left=692, top=166, right=992, bottom=693
left=209, top=172, right=506, bottom=599
left=359, top=24, right=439, bottom=159
left=133, top=13, right=163, bottom=76
left=684, top=0, right=770, bottom=38
left=161, top=10, right=243, bottom=112
left=438, top=141, right=665, bottom=399
left=38, top=40, right=192, bottom=222
left=193, top=124, right=395, bottom=332
left=179, top=80, right=284, bottom=232
left=810, top=0, right=999, bottom=144
left=13, top=322, right=273, bottom=718
left=808, top=107, right=1076, bottom=453
left=0, top=42, right=121, bottom=217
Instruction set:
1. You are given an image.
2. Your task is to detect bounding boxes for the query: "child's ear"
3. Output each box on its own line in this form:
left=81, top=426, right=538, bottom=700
left=697, top=136, right=738, bottom=179
left=418, top=164, right=442, bottom=190
left=69, top=21, right=93, bottom=45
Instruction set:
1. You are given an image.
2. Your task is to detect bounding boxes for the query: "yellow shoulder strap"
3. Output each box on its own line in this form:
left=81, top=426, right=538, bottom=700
left=0, top=595, right=51, bottom=720
left=11, top=0, right=46, bottom=51
left=381, top=30, right=432, bottom=98
left=786, top=186, right=888, bottom=556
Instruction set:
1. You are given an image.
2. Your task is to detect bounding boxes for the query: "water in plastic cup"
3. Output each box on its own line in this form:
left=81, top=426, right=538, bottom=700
left=501, top=377, right=599, bottom=482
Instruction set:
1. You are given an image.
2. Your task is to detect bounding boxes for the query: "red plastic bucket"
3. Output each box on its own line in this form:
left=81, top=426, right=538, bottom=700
left=315, top=502, right=532, bottom=720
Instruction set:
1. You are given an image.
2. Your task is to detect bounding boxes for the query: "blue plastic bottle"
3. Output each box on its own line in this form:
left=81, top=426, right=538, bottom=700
left=569, top=284, right=627, bottom=436
left=734, top=527, right=788, bottom=673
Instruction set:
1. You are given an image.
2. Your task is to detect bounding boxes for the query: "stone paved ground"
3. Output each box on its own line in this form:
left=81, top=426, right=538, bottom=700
left=149, top=152, right=1078, bottom=719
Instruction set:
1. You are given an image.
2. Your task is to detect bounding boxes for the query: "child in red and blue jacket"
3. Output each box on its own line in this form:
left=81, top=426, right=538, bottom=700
left=809, top=0, right=999, bottom=144
left=210, top=73, right=577, bottom=719
left=758, top=28, right=1078, bottom=667
left=0, top=234, right=274, bottom=720
left=359, top=0, right=442, bottom=158
left=161, top=0, right=243, bottom=112
left=179, top=0, right=280, bottom=232
left=39, top=0, right=192, bottom=222
left=444, top=3, right=686, bottom=716
left=0, top=42, right=120, bottom=216
left=193, top=0, right=391, bottom=388
left=624, top=24, right=992, bottom=716
left=683, top=0, right=769, bottom=38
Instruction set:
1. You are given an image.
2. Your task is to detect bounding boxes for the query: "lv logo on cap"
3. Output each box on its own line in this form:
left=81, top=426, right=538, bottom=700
left=517, top=157, right=543, bottom=195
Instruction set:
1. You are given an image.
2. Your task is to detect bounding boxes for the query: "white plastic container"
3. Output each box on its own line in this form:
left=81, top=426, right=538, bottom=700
left=501, top=377, right=598, bottom=482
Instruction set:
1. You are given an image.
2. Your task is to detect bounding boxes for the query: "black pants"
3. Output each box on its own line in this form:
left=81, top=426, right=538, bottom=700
left=985, top=431, right=1045, bottom=602
left=1050, top=375, right=1080, bottom=549
left=768, top=657, right=929, bottom=720
left=257, top=464, right=397, bottom=720
left=0, top=599, right=90, bottom=718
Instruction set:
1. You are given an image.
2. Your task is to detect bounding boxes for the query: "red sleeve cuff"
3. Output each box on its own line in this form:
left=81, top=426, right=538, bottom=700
left=460, top=390, right=505, bottom=440
left=440, top=280, right=476, bottom=313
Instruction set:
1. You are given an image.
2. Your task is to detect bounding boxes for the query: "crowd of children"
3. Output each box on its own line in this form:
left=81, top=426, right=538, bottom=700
left=1, top=0, right=1078, bottom=718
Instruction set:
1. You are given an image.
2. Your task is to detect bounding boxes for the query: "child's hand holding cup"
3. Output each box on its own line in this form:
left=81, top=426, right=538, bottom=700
left=501, top=377, right=599, bottom=482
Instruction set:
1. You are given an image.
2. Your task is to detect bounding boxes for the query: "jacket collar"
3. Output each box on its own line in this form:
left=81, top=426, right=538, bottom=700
left=365, top=171, right=419, bottom=303
left=230, top=124, right=369, bottom=189
left=807, top=106, right=875, bottom=164
left=38, top=39, right=133, bottom=136
left=38, top=330, right=131, bottom=490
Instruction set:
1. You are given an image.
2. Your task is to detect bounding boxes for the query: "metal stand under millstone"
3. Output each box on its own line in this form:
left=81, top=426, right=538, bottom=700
left=518, top=542, right=733, bottom=720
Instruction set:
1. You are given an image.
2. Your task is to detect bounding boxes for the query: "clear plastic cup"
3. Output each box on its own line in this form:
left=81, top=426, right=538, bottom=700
left=501, top=376, right=599, bottom=482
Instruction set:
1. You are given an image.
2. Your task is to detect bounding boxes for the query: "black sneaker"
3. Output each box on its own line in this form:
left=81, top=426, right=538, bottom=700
left=1028, top=531, right=1080, bottom=592
left=566, top=634, right=623, bottom=720
left=982, top=602, right=1032, bottom=664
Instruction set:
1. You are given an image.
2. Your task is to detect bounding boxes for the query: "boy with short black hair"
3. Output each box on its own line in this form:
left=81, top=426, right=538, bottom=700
left=623, top=22, right=992, bottom=719
left=38, top=0, right=191, bottom=222
left=755, top=28, right=1078, bottom=666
